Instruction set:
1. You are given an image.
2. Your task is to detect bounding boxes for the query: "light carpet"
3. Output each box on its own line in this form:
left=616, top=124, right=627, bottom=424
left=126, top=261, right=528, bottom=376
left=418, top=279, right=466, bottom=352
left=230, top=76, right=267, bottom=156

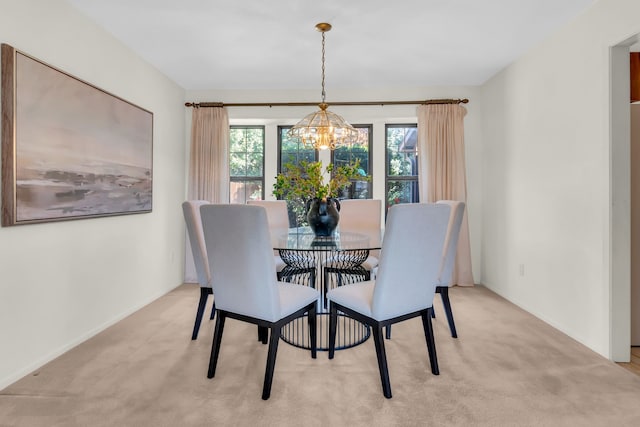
left=1, top=284, right=640, bottom=427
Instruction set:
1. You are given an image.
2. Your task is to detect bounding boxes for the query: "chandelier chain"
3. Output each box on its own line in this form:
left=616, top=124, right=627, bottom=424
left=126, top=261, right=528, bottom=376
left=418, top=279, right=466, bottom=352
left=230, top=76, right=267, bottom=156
left=286, top=22, right=360, bottom=150
left=321, top=31, right=326, bottom=104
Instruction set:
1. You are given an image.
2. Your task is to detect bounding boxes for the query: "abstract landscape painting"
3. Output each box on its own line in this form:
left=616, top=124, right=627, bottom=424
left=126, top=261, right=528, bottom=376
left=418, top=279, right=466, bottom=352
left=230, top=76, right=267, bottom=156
left=1, top=44, right=153, bottom=226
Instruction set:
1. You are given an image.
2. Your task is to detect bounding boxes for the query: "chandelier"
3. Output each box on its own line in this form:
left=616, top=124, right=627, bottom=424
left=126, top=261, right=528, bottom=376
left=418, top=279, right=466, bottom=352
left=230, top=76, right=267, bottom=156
left=288, top=23, right=359, bottom=151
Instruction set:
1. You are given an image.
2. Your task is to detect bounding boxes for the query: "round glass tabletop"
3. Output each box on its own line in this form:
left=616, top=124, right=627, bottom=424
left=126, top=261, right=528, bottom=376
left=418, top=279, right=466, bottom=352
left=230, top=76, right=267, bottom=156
left=271, top=227, right=382, bottom=251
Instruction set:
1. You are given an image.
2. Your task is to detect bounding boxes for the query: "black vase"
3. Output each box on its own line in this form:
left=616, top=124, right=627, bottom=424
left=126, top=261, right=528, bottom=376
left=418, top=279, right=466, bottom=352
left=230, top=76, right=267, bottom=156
left=306, top=197, right=341, bottom=237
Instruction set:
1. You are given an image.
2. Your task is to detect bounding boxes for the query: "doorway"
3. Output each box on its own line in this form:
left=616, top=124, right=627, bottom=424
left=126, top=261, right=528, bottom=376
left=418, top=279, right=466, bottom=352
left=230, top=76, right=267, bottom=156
left=632, top=102, right=640, bottom=347
left=610, top=34, right=640, bottom=362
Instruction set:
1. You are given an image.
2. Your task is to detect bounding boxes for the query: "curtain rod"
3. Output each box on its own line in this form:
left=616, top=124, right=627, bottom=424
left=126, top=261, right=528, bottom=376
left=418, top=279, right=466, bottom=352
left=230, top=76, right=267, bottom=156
left=184, top=98, right=469, bottom=108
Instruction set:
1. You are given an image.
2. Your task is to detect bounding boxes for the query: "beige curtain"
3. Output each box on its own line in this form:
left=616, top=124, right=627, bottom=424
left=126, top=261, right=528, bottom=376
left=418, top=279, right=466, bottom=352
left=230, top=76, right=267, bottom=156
left=185, top=107, right=229, bottom=283
left=188, top=107, right=230, bottom=202
left=417, top=104, right=474, bottom=286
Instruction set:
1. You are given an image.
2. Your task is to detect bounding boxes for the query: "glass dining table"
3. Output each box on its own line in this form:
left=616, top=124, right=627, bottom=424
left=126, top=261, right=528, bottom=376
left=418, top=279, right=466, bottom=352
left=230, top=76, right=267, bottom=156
left=271, top=227, right=382, bottom=351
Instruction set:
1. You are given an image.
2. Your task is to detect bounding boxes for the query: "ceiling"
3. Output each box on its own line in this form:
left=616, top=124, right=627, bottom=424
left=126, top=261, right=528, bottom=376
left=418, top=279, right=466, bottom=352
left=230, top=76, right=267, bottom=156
left=66, top=0, right=597, bottom=92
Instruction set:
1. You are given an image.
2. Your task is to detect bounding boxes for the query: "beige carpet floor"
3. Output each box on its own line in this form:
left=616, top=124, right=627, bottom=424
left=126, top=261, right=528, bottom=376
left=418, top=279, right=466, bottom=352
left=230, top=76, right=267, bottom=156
left=2, top=284, right=640, bottom=427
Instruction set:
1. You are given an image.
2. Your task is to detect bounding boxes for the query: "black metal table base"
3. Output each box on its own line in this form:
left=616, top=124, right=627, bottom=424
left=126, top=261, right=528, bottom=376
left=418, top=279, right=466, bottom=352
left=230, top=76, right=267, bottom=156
left=277, top=247, right=373, bottom=350
left=280, top=312, right=370, bottom=351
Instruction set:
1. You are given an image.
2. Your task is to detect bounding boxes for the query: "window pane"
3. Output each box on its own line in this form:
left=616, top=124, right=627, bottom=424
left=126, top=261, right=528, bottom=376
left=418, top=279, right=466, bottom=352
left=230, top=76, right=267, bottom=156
left=244, top=128, right=264, bottom=152
left=277, top=126, right=318, bottom=224
left=245, top=152, right=263, bottom=177
left=230, top=126, right=264, bottom=203
left=336, top=180, right=370, bottom=199
left=386, top=126, right=417, bottom=177
left=385, top=124, right=418, bottom=213
left=278, top=126, right=316, bottom=172
left=332, top=125, right=372, bottom=199
left=352, top=181, right=370, bottom=199
left=333, top=126, right=370, bottom=173
left=286, top=199, right=307, bottom=228
left=281, top=138, right=300, bottom=152
left=230, top=180, right=263, bottom=204
left=386, top=180, right=419, bottom=210
left=280, top=152, right=299, bottom=170
left=298, top=151, right=316, bottom=164
left=229, top=152, right=246, bottom=176
left=333, top=148, right=370, bottom=170
left=229, top=128, right=247, bottom=152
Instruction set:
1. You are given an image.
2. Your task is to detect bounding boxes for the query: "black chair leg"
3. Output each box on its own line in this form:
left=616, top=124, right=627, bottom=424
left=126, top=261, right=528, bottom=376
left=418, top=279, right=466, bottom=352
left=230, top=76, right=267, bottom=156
left=210, top=300, right=216, bottom=320
left=208, top=312, right=226, bottom=378
left=438, top=286, right=457, bottom=338
left=421, top=308, right=439, bottom=375
left=192, top=287, right=212, bottom=340
left=372, top=324, right=392, bottom=398
left=308, top=304, right=317, bottom=359
left=323, top=269, right=329, bottom=308
left=262, top=325, right=281, bottom=400
left=258, top=326, right=268, bottom=344
left=328, top=303, right=338, bottom=359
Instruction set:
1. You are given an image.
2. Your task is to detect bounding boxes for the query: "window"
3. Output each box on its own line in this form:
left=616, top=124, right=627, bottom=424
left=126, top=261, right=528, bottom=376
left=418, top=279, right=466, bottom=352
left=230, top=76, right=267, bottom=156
left=331, top=124, right=372, bottom=199
left=385, top=124, right=419, bottom=212
left=229, top=126, right=265, bottom=203
left=277, top=126, right=318, bottom=227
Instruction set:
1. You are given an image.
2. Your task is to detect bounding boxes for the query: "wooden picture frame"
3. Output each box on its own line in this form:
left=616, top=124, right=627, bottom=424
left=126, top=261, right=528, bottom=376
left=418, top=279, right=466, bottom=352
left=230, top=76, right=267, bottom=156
left=1, top=44, right=153, bottom=226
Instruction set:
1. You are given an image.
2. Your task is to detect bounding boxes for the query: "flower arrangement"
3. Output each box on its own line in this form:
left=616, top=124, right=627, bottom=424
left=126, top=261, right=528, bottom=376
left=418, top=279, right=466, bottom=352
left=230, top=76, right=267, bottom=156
left=272, top=159, right=369, bottom=203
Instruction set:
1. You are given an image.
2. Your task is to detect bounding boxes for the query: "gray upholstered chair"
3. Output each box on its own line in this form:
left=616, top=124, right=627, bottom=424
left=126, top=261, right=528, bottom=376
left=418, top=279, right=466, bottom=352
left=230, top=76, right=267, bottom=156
left=333, top=199, right=382, bottom=273
left=433, top=200, right=466, bottom=338
left=322, top=199, right=382, bottom=297
left=182, top=200, right=215, bottom=340
left=246, top=200, right=289, bottom=275
left=385, top=200, right=466, bottom=340
left=247, top=200, right=316, bottom=344
left=246, top=200, right=291, bottom=342
left=248, top=199, right=316, bottom=293
left=327, top=203, right=450, bottom=398
left=200, top=204, right=319, bottom=400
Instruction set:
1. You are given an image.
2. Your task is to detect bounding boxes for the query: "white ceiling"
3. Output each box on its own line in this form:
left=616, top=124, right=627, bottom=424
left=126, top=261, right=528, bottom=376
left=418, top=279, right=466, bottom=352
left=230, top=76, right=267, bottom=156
left=66, top=0, right=597, bottom=91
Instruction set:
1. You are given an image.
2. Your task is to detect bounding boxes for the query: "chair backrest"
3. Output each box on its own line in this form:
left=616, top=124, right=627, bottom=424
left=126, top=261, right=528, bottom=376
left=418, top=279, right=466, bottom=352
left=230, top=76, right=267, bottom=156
left=200, top=204, right=281, bottom=322
left=338, top=199, right=382, bottom=232
left=372, top=203, right=450, bottom=320
left=182, top=200, right=212, bottom=288
left=436, top=200, right=465, bottom=286
left=247, top=200, right=289, bottom=230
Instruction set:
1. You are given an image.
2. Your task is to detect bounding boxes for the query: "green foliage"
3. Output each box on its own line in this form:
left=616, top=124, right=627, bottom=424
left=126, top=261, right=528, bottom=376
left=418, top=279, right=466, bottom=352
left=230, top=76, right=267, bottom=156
left=272, top=159, right=370, bottom=204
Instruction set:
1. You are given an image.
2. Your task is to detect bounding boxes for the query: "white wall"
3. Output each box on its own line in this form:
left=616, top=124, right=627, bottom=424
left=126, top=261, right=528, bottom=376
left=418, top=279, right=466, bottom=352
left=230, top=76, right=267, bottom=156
left=480, top=0, right=640, bottom=359
left=185, top=86, right=484, bottom=283
left=0, top=0, right=186, bottom=388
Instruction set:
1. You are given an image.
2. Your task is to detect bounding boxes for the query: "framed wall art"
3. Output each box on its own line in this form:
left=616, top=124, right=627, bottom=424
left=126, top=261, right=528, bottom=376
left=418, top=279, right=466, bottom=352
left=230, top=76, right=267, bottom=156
left=1, top=44, right=153, bottom=226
